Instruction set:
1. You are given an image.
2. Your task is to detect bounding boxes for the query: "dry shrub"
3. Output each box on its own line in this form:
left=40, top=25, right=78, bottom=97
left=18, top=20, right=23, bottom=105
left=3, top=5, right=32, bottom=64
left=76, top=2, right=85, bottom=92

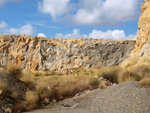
left=0, top=80, right=5, bottom=90
left=133, top=64, right=150, bottom=79
left=99, top=80, right=109, bottom=89
left=88, top=77, right=99, bottom=88
left=140, top=78, right=150, bottom=88
left=138, top=57, right=150, bottom=66
left=98, top=66, right=121, bottom=83
left=36, top=82, right=57, bottom=101
left=34, top=76, right=61, bottom=101
left=121, top=57, right=150, bottom=69
left=11, top=91, right=18, bottom=99
left=35, top=79, right=51, bottom=98
left=25, top=91, right=39, bottom=110
left=58, top=83, right=77, bottom=98
left=7, top=63, right=22, bottom=78
left=118, top=70, right=140, bottom=83
left=121, top=57, right=139, bottom=68
left=35, top=75, right=90, bottom=100
left=58, top=79, right=89, bottom=99
left=119, top=57, right=150, bottom=83
left=20, top=72, right=36, bottom=90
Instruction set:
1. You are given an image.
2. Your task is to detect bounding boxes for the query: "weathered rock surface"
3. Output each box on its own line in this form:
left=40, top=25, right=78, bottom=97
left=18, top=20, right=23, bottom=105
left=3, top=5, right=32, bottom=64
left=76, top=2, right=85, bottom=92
left=138, top=37, right=150, bottom=56
left=0, top=34, right=135, bottom=71
left=133, top=0, right=150, bottom=56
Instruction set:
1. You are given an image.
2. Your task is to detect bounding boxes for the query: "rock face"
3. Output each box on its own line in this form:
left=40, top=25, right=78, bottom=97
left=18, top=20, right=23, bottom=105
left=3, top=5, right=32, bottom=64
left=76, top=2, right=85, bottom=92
left=0, top=34, right=136, bottom=71
left=0, top=34, right=135, bottom=71
left=133, top=0, right=150, bottom=56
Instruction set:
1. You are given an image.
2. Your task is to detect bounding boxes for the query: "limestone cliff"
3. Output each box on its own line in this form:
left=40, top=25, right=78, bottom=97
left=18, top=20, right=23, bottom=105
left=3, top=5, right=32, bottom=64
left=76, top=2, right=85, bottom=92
left=133, top=0, right=150, bottom=56
left=0, top=34, right=135, bottom=71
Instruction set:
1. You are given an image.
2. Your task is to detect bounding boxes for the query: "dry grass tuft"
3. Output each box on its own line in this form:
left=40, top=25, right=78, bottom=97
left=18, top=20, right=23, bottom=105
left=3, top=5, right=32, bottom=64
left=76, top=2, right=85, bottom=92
left=25, top=91, right=39, bottom=110
left=0, top=80, right=5, bottom=90
left=119, top=57, right=150, bottom=83
left=7, top=63, right=22, bottom=78
left=121, top=57, right=139, bottom=68
left=121, top=57, right=150, bottom=69
left=11, top=91, right=18, bottom=99
left=98, top=66, right=121, bottom=83
left=133, top=64, right=150, bottom=79
left=140, top=78, right=150, bottom=88
left=118, top=70, right=140, bottom=83
left=35, top=78, right=52, bottom=99
left=20, top=72, right=36, bottom=90
left=88, top=77, right=99, bottom=88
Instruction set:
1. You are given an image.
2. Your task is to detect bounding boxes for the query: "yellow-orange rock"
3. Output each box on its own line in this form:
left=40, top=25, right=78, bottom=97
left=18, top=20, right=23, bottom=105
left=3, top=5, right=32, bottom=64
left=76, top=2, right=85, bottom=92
left=133, top=0, right=150, bottom=56
left=0, top=35, right=135, bottom=71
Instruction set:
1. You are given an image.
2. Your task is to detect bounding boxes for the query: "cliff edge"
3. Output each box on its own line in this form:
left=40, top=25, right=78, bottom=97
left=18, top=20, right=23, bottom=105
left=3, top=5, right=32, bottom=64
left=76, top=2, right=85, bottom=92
left=133, top=0, right=150, bottom=56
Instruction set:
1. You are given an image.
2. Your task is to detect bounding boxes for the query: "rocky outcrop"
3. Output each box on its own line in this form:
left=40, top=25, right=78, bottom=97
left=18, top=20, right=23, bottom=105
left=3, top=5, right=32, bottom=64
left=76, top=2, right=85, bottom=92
left=0, top=34, right=135, bottom=71
left=138, top=37, right=150, bottom=56
left=133, top=0, right=150, bottom=56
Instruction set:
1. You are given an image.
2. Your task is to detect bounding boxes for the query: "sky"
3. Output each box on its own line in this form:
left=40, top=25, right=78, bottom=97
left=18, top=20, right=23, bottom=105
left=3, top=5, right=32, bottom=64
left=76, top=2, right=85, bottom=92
left=0, top=0, right=145, bottom=40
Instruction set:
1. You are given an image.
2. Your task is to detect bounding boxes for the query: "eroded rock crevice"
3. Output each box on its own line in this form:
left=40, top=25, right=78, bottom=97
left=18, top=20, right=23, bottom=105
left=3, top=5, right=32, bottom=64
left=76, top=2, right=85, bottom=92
left=0, top=34, right=135, bottom=71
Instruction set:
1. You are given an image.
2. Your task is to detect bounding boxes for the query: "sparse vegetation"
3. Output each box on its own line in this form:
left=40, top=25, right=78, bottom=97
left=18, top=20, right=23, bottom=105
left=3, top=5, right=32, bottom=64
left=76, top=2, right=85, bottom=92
left=0, top=81, right=5, bottom=90
left=88, top=77, right=99, bottom=88
left=2, top=56, right=150, bottom=112
left=98, top=66, right=121, bottom=83
left=11, top=91, right=18, bottom=99
left=118, top=70, right=140, bottom=83
left=25, top=91, right=39, bottom=110
left=140, top=78, right=150, bottom=88
left=7, top=63, right=22, bottom=78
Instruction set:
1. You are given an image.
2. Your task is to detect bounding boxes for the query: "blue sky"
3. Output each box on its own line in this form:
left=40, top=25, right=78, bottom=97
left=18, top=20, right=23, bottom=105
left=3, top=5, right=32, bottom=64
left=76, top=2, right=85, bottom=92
left=0, top=0, right=145, bottom=40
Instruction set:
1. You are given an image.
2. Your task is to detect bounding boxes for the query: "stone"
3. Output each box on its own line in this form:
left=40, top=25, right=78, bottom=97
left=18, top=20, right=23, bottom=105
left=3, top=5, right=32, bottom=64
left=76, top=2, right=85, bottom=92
left=0, top=35, right=135, bottom=71
left=132, top=0, right=150, bottom=56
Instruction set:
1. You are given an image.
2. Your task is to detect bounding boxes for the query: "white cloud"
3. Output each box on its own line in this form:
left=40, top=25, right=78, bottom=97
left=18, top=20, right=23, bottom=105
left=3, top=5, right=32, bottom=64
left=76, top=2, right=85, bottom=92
left=66, top=0, right=139, bottom=26
left=89, top=29, right=136, bottom=40
left=55, top=28, right=88, bottom=39
left=38, top=33, right=46, bottom=37
left=0, top=21, right=8, bottom=29
left=0, top=0, right=19, bottom=6
left=39, top=0, right=139, bottom=26
left=38, top=0, right=72, bottom=20
left=2, top=22, right=35, bottom=36
left=25, top=20, right=60, bottom=29
left=55, top=28, right=136, bottom=40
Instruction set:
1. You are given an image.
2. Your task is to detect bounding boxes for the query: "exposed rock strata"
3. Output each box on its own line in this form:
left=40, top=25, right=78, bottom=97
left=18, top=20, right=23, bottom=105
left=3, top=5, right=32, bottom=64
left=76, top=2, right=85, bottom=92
left=133, top=0, right=150, bottom=56
left=0, top=34, right=135, bottom=71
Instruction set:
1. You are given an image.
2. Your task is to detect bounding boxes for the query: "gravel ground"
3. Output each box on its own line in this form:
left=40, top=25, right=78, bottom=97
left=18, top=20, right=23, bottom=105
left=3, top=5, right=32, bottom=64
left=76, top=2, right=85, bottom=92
left=26, top=81, right=150, bottom=113
left=25, top=108, right=96, bottom=113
